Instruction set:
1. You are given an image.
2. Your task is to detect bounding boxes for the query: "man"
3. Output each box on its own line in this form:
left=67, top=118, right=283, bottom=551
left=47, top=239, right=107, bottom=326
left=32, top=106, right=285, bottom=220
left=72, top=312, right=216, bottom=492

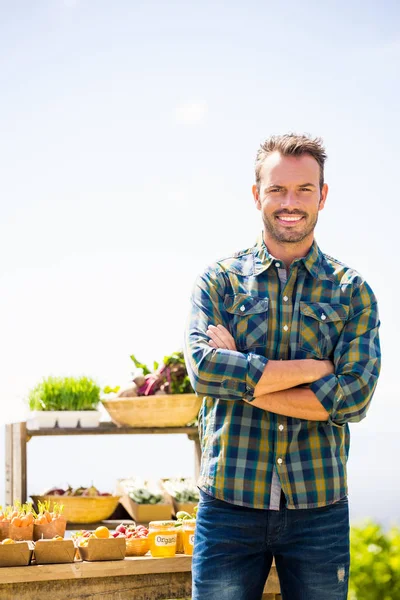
left=183, top=133, right=381, bottom=600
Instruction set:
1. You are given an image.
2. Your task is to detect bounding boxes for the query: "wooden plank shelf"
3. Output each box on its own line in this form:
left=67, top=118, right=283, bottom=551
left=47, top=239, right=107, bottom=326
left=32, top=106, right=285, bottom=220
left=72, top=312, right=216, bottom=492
left=26, top=422, right=198, bottom=438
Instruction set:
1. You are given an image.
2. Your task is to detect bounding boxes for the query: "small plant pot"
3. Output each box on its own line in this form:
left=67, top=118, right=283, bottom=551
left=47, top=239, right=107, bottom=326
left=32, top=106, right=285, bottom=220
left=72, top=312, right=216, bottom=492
left=55, top=411, right=101, bottom=428
left=28, top=411, right=57, bottom=429
left=56, top=411, right=80, bottom=428
left=79, top=411, right=101, bottom=428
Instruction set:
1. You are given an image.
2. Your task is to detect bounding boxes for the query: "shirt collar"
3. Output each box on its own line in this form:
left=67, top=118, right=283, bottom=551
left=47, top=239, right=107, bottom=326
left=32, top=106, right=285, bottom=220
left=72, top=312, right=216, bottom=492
left=253, top=232, right=322, bottom=279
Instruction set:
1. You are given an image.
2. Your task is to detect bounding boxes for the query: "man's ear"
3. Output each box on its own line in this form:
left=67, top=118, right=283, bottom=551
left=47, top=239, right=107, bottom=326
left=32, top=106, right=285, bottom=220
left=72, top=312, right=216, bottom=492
left=252, top=184, right=261, bottom=210
left=318, top=183, right=328, bottom=211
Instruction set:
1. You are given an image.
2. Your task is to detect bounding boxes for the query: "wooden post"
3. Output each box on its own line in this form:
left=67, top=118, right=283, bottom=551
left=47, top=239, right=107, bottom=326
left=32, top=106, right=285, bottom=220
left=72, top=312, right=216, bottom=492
left=5, top=424, right=13, bottom=505
left=187, top=431, right=201, bottom=479
left=5, top=423, right=28, bottom=505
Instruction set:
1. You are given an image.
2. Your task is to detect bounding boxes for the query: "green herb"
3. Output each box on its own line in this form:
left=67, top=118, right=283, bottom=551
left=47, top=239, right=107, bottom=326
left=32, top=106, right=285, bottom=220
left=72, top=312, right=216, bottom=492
left=28, top=376, right=100, bottom=411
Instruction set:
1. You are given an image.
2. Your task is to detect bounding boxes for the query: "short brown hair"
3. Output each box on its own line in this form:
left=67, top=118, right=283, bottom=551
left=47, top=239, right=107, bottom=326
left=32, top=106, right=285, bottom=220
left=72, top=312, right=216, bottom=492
left=255, top=133, right=327, bottom=191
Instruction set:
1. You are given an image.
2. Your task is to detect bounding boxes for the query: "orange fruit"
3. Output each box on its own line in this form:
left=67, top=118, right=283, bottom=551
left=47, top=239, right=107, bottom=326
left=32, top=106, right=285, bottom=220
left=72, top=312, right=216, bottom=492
left=2, top=539, right=15, bottom=544
left=94, top=526, right=110, bottom=539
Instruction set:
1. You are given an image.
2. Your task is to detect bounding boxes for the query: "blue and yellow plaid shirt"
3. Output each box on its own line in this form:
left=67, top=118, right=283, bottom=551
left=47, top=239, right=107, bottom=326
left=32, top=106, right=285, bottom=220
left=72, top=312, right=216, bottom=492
left=184, top=233, right=381, bottom=509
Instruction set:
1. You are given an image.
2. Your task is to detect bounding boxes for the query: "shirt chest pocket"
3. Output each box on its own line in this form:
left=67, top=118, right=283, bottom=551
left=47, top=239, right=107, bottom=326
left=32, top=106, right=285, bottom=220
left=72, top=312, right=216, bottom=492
left=299, top=302, right=349, bottom=359
left=224, top=294, right=269, bottom=352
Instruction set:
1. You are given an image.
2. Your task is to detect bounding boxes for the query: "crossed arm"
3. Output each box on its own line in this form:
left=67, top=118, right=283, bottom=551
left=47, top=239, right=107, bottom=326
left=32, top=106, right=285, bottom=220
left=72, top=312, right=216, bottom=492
left=207, top=324, right=331, bottom=421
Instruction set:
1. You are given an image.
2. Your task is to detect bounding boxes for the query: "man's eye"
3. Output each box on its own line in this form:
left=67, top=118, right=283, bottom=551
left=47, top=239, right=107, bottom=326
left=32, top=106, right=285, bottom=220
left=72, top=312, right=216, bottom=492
left=269, top=188, right=282, bottom=193
left=299, top=188, right=312, bottom=192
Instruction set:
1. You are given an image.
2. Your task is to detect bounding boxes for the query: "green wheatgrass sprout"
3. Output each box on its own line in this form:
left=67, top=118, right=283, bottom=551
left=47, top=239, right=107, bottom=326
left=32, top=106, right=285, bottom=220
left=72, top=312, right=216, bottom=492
left=28, top=376, right=100, bottom=411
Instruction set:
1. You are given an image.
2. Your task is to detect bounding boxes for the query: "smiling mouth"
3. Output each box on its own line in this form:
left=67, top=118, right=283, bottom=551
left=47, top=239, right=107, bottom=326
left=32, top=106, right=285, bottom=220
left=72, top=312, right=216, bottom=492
left=276, top=215, right=305, bottom=224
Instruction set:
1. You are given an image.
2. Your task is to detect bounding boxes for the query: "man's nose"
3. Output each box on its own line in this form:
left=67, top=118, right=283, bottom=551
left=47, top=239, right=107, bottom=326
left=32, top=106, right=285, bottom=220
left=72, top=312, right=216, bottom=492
left=280, top=191, right=298, bottom=208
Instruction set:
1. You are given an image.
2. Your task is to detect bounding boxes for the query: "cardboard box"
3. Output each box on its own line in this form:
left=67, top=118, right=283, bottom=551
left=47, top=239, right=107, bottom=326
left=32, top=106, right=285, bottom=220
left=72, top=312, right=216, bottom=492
left=119, top=495, right=172, bottom=523
left=116, top=479, right=172, bottom=523
left=34, top=539, right=76, bottom=564
left=9, top=523, right=33, bottom=541
left=78, top=537, right=126, bottom=562
left=33, top=517, right=67, bottom=541
left=0, top=523, right=10, bottom=542
left=171, top=501, right=198, bottom=517
left=0, top=541, right=34, bottom=567
left=160, top=479, right=198, bottom=518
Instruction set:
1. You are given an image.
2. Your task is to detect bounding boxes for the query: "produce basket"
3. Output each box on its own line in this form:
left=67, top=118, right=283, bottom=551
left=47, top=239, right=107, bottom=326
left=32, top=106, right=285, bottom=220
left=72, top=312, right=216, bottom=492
left=31, top=495, right=120, bottom=524
left=101, top=393, right=201, bottom=428
left=125, top=537, right=150, bottom=557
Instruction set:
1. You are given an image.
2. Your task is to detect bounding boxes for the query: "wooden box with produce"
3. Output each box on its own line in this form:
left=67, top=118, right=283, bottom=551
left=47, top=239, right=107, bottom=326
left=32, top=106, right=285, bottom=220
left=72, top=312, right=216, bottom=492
left=117, top=478, right=172, bottom=522
left=0, top=541, right=34, bottom=567
left=102, top=351, right=202, bottom=428
left=0, top=500, right=66, bottom=546
left=34, top=539, right=75, bottom=564
left=161, top=477, right=200, bottom=517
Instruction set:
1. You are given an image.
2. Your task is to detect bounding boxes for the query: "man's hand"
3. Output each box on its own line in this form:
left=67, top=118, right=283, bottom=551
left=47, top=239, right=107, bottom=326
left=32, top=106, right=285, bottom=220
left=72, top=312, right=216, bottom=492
left=316, top=360, right=335, bottom=379
left=207, top=324, right=237, bottom=351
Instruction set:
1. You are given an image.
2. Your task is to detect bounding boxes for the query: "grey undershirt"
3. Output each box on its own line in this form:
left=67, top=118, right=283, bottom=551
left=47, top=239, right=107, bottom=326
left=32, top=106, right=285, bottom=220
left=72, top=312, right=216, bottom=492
left=268, top=266, right=288, bottom=510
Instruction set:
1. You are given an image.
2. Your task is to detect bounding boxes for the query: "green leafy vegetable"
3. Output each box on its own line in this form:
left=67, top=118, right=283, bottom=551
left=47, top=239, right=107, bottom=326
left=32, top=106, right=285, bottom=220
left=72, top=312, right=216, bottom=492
left=129, top=350, right=194, bottom=396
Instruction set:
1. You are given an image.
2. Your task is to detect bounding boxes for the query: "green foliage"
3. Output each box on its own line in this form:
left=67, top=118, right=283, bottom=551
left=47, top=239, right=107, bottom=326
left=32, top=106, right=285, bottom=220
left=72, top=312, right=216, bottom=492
left=130, top=354, right=151, bottom=375
left=28, top=376, right=101, bottom=411
left=349, top=520, right=400, bottom=600
left=162, top=350, right=194, bottom=394
left=130, top=350, right=194, bottom=395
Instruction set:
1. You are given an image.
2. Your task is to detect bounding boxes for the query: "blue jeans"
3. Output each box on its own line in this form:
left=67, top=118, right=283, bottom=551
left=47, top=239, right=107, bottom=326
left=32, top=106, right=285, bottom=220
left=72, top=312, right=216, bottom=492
left=192, top=489, right=350, bottom=600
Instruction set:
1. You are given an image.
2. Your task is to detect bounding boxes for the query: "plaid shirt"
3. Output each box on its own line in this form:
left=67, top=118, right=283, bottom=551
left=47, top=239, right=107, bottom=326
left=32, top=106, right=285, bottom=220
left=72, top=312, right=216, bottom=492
left=184, top=233, right=381, bottom=509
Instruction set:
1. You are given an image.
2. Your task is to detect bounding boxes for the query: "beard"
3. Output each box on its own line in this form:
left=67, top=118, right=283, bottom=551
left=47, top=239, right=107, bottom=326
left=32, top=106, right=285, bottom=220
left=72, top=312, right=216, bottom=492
left=262, top=210, right=319, bottom=244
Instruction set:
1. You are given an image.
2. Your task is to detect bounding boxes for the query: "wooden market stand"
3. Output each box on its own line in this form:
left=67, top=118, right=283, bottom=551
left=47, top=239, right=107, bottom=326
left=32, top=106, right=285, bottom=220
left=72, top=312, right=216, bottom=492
left=0, top=554, right=281, bottom=599
left=4, top=422, right=281, bottom=598
left=5, top=422, right=202, bottom=506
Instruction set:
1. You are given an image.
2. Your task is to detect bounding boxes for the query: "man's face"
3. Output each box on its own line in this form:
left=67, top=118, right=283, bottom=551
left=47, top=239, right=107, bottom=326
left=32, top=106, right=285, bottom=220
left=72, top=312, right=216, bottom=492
left=252, top=151, right=328, bottom=245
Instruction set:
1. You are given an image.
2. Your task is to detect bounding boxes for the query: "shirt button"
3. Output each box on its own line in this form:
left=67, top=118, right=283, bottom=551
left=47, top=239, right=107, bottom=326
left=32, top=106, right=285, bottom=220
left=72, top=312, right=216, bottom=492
left=283, top=296, right=288, bottom=302
left=275, top=262, right=280, bottom=267
left=283, top=325, right=288, bottom=332
left=321, top=313, right=326, bottom=320
left=240, top=305, right=246, bottom=312
left=277, top=458, right=283, bottom=465
left=279, top=424, right=284, bottom=431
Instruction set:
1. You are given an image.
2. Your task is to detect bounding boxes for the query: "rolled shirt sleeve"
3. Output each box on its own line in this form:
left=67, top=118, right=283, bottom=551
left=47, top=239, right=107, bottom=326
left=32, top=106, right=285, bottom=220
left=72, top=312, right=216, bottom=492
left=309, top=281, right=381, bottom=427
left=184, top=267, right=267, bottom=401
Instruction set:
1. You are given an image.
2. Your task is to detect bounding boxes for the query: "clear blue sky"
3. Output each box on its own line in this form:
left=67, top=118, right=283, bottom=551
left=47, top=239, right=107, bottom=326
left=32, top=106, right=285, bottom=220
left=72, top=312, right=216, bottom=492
left=0, top=1, right=399, bottom=513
